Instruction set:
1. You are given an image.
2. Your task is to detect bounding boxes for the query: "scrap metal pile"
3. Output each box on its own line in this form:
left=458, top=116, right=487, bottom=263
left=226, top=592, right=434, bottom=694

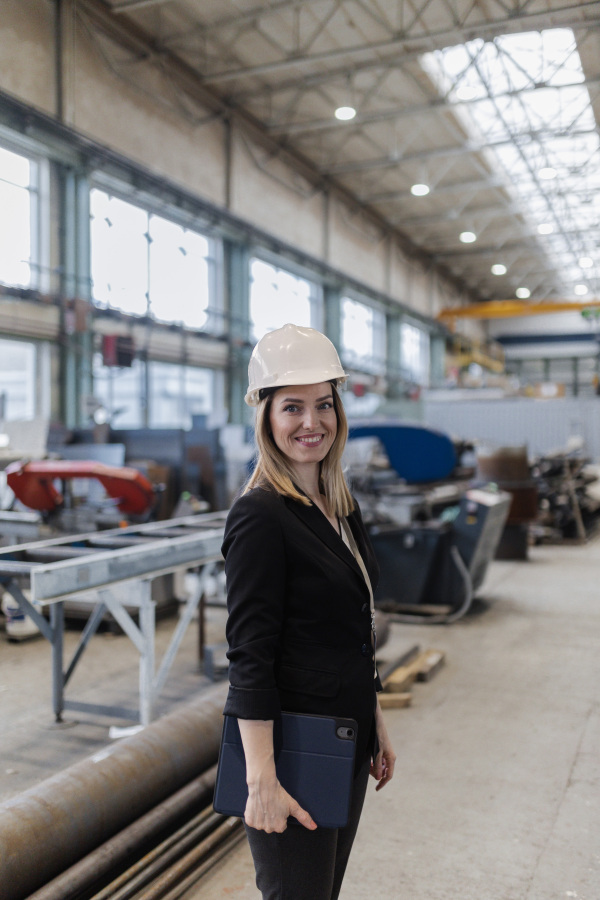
left=531, top=451, right=600, bottom=543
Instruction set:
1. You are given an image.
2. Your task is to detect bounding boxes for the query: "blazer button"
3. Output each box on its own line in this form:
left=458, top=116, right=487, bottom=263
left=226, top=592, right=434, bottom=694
left=360, top=643, right=369, bottom=657
left=361, top=603, right=368, bottom=613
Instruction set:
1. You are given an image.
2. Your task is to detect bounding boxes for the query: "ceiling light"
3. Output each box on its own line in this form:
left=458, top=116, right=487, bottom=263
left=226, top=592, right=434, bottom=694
left=579, top=257, right=593, bottom=268
left=459, top=231, right=476, bottom=243
left=538, top=223, right=554, bottom=235
left=411, top=183, right=430, bottom=196
left=516, top=287, right=531, bottom=299
left=574, top=284, right=589, bottom=296
left=538, top=167, right=557, bottom=180
left=334, top=106, right=356, bottom=121
left=491, top=264, right=507, bottom=275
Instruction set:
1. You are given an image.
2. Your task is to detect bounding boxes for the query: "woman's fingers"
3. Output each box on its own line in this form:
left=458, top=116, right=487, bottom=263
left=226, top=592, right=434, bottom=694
left=245, top=785, right=317, bottom=832
left=288, top=797, right=317, bottom=830
left=370, top=747, right=396, bottom=790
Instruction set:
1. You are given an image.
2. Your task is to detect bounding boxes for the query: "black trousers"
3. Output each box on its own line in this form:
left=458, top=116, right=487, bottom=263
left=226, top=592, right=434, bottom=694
left=244, top=755, right=371, bottom=900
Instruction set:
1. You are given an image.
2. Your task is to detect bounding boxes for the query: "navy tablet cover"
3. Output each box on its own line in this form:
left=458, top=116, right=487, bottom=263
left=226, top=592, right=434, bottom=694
left=213, top=712, right=358, bottom=829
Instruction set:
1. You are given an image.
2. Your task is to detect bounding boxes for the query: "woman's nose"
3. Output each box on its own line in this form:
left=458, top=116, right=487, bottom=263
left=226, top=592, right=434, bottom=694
left=302, top=408, right=319, bottom=428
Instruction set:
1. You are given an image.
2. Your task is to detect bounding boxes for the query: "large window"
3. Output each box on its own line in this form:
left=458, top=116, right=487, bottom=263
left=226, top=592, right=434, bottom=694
left=249, top=258, right=323, bottom=341
left=0, top=145, right=39, bottom=289
left=340, top=297, right=386, bottom=374
left=90, top=189, right=222, bottom=331
left=148, top=362, right=217, bottom=429
left=401, top=322, right=430, bottom=385
left=92, top=356, right=145, bottom=428
left=92, top=355, right=223, bottom=429
left=0, top=338, right=51, bottom=420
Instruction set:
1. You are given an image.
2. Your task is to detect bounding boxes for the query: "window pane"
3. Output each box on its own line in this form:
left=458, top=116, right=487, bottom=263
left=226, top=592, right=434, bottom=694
left=249, top=258, right=321, bottom=341
left=90, top=189, right=149, bottom=315
left=401, top=322, right=430, bottom=385
left=148, top=362, right=214, bottom=428
left=149, top=216, right=210, bottom=328
left=0, top=141, right=34, bottom=289
left=184, top=367, right=214, bottom=423
left=0, top=146, right=31, bottom=188
left=0, top=339, right=36, bottom=419
left=341, top=298, right=386, bottom=374
left=92, top=355, right=144, bottom=428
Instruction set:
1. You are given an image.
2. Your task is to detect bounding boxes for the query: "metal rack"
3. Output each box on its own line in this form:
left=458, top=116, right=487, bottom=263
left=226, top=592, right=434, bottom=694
left=0, top=513, right=227, bottom=726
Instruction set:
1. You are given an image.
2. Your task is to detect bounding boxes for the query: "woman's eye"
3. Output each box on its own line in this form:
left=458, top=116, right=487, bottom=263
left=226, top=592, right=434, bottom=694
left=319, top=402, right=333, bottom=410
left=283, top=404, right=299, bottom=413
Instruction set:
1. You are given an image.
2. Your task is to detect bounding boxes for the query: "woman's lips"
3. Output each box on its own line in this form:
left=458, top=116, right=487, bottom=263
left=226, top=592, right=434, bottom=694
left=295, top=434, right=324, bottom=445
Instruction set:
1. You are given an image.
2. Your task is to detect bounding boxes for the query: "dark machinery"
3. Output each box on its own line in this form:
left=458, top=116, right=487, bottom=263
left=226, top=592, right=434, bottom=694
left=367, top=488, right=511, bottom=622
left=346, top=421, right=511, bottom=622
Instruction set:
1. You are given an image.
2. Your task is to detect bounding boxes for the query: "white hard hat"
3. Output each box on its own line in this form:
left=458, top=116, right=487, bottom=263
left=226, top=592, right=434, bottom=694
left=245, top=323, right=348, bottom=407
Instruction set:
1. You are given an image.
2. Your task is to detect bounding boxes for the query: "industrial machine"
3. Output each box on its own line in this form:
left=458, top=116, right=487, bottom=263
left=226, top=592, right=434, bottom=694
left=6, top=459, right=155, bottom=517
left=346, top=421, right=511, bottom=622
left=366, top=487, right=511, bottom=621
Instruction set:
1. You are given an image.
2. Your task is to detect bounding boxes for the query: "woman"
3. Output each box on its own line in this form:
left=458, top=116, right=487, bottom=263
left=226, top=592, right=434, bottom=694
left=222, top=323, right=396, bottom=900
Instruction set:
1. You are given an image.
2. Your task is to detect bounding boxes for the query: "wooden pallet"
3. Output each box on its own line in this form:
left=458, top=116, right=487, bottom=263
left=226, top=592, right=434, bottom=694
left=379, top=648, right=445, bottom=709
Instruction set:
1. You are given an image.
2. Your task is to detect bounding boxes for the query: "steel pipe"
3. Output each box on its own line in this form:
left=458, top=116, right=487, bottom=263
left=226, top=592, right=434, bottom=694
left=26, top=767, right=219, bottom=900
left=0, top=682, right=228, bottom=900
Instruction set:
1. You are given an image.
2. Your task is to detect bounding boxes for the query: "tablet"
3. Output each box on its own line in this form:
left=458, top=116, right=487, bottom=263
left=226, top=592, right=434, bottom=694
left=213, top=712, right=358, bottom=829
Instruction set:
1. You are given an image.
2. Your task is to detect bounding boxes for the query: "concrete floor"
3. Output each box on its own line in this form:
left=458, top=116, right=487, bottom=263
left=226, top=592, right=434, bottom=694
left=1, top=539, right=599, bottom=899
left=195, top=540, right=600, bottom=900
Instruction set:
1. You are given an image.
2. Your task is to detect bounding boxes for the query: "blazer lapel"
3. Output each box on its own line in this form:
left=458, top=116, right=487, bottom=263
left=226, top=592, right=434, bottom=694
left=284, top=496, right=365, bottom=582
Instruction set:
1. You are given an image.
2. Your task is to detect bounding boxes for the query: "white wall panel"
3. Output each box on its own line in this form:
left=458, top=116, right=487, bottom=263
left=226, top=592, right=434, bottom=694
left=230, top=133, right=325, bottom=259
left=489, top=311, right=592, bottom=337
left=72, top=20, right=227, bottom=208
left=328, top=198, right=387, bottom=293
left=423, top=396, right=600, bottom=462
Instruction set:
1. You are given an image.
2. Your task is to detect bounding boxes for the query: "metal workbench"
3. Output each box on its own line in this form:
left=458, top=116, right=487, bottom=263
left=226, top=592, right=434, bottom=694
left=0, top=512, right=227, bottom=725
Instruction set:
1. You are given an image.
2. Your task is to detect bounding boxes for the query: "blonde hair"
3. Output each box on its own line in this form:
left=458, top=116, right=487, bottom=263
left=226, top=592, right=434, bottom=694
left=243, top=383, right=354, bottom=518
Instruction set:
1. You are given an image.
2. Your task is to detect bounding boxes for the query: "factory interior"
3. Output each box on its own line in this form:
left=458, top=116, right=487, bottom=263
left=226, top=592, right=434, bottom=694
left=1, top=1, right=600, bottom=898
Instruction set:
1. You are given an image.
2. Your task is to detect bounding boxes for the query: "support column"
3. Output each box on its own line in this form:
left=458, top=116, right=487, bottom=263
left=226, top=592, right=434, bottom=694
left=386, top=313, right=403, bottom=397
left=138, top=581, right=156, bottom=727
left=59, top=166, right=93, bottom=428
left=430, top=334, right=446, bottom=388
left=50, top=602, right=65, bottom=723
left=324, top=285, right=342, bottom=349
left=224, top=240, right=251, bottom=425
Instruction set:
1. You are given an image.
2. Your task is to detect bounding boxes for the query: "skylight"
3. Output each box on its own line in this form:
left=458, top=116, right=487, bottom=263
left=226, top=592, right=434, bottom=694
left=422, top=29, right=599, bottom=299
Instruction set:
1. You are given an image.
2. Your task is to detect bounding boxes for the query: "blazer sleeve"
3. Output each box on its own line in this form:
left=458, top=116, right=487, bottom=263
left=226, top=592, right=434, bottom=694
left=221, top=489, right=286, bottom=720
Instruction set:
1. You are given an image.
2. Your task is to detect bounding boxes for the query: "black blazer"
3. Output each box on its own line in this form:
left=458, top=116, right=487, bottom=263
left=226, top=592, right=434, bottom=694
left=222, top=486, right=381, bottom=766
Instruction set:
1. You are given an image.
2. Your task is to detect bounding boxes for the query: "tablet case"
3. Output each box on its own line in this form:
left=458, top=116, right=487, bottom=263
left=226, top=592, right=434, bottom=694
left=213, top=712, right=358, bottom=829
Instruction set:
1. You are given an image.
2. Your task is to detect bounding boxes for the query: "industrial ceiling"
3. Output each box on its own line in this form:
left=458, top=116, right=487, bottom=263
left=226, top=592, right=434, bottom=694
left=82, top=0, right=600, bottom=307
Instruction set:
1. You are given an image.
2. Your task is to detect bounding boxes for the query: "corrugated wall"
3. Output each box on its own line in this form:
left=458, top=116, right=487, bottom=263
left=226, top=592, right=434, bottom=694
left=422, top=397, right=600, bottom=462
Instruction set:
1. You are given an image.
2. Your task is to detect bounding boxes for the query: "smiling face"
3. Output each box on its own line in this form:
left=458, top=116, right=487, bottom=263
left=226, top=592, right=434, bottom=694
left=269, top=382, right=338, bottom=474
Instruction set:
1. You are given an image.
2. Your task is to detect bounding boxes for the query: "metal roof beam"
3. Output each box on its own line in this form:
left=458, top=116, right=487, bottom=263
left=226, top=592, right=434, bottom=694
left=110, top=0, right=173, bottom=10
left=266, top=75, right=600, bottom=135
left=324, top=126, right=600, bottom=175
left=194, top=3, right=600, bottom=84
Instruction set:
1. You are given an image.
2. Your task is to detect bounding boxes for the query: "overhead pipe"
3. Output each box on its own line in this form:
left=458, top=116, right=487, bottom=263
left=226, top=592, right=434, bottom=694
left=0, top=682, right=228, bottom=900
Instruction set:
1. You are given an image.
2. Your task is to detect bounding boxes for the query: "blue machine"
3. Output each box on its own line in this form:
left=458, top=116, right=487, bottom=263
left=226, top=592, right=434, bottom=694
left=348, top=421, right=456, bottom=483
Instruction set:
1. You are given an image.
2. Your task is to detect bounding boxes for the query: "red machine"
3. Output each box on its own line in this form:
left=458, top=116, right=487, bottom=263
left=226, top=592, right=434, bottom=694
left=6, top=460, right=155, bottom=517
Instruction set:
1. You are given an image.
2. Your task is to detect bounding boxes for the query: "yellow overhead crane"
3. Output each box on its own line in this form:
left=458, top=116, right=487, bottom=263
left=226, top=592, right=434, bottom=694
left=438, top=299, right=600, bottom=324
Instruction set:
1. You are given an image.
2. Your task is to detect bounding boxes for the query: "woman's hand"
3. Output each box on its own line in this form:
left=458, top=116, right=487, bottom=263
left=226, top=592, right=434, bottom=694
left=238, top=718, right=317, bottom=833
left=370, top=696, right=396, bottom=791
left=245, top=774, right=317, bottom=833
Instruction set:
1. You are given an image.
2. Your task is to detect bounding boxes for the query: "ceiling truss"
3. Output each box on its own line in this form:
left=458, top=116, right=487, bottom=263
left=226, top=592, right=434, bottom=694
left=89, top=0, right=600, bottom=305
